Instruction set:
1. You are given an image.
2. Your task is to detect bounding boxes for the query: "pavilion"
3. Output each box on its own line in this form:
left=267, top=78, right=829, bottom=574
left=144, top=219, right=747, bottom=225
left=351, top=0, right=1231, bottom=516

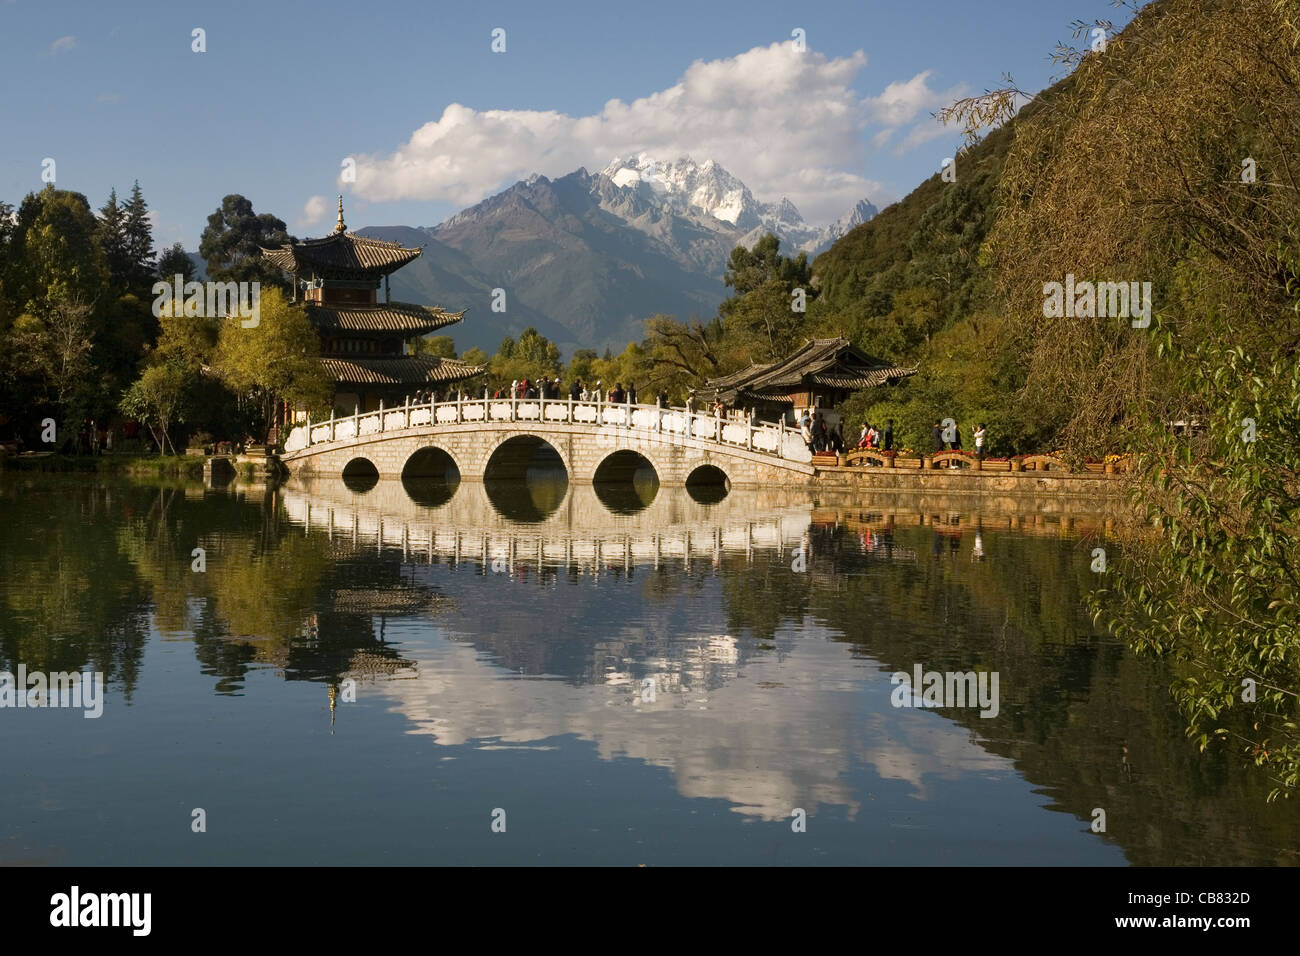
left=698, top=337, right=916, bottom=424
left=260, top=197, right=483, bottom=419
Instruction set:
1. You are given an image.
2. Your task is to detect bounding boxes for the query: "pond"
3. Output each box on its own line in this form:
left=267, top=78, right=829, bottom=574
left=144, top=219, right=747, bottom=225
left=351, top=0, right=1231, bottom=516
left=0, top=473, right=1294, bottom=865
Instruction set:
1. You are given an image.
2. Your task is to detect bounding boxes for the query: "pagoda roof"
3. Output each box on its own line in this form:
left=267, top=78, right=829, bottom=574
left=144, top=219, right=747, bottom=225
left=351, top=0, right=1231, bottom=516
left=701, top=337, right=916, bottom=403
left=260, top=231, right=422, bottom=277
left=319, top=355, right=484, bottom=386
left=308, top=302, right=465, bottom=336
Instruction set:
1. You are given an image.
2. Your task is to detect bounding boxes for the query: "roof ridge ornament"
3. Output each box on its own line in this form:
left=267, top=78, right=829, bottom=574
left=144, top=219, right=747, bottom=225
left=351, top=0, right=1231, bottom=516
left=334, top=194, right=346, bottom=233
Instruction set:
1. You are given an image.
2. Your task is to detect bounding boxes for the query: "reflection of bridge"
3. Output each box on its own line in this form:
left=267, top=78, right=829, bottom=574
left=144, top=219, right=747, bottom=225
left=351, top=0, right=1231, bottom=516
left=280, top=479, right=820, bottom=569
left=281, top=397, right=815, bottom=487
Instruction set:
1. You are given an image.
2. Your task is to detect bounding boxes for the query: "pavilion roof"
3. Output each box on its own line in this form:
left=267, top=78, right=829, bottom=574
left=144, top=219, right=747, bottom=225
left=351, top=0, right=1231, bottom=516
left=308, top=302, right=465, bottom=336
left=319, top=355, right=483, bottom=386
left=701, top=337, right=916, bottom=404
left=260, top=230, right=422, bottom=277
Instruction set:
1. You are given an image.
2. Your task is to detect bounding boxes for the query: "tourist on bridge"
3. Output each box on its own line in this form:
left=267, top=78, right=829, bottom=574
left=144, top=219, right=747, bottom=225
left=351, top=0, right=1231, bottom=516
left=628, top=383, right=637, bottom=404
left=932, top=420, right=944, bottom=454
left=973, top=423, right=987, bottom=461
left=800, top=412, right=814, bottom=453
left=857, top=422, right=870, bottom=449
left=610, top=383, right=626, bottom=404
left=883, top=419, right=894, bottom=452
left=687, top=389, right=698, bottom=414
left=656, top=388, right=668, bottom=409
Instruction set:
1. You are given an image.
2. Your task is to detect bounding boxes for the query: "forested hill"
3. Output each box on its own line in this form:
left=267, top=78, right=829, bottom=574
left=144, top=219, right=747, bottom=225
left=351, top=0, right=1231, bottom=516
left=807, top=117, right=1017, bottom=359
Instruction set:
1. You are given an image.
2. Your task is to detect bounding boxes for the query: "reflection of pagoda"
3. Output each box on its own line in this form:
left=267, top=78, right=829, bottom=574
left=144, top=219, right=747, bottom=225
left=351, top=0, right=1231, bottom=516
left=261, top=197, right=483, bottom=417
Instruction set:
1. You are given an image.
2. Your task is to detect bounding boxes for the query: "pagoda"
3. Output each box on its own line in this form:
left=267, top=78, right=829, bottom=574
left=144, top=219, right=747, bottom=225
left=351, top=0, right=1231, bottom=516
left=698, top=337, right=917, bottom=422
left=260, top=197, right=483, bottom=419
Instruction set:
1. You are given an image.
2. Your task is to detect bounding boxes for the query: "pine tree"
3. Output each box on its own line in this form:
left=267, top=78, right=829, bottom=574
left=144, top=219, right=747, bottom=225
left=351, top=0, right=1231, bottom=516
left=97, top=188, right=131, bottom=292
left=123, top=181, right=154, bottom=293
left=156, top=242, right=195, bottom=284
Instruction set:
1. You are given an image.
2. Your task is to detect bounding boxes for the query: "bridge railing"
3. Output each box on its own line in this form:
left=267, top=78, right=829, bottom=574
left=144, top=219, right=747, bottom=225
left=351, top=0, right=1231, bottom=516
left=283, top=396, right=813, bottom=463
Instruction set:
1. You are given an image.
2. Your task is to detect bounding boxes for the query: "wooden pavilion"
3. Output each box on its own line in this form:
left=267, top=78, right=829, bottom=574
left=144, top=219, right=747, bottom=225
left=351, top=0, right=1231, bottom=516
left=698, top=337, right=916, bottom=424
left=260, top=197, right=483, bottom=419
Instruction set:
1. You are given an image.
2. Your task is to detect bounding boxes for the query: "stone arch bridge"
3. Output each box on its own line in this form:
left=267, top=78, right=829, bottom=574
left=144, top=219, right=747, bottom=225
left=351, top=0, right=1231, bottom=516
left=281, top=397, right=815, bottom=488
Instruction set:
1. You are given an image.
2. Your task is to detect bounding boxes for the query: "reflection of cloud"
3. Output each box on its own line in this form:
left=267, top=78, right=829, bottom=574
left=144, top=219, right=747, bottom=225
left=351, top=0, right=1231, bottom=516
left=376, top=619, right=1010, bottom=821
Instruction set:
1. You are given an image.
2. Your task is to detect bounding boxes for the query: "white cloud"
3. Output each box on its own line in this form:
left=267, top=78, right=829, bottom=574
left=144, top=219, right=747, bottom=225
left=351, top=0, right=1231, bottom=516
left=49, top=35, right=75, bottom=55
left=349, top=43, right=965, bottom=225
left=297, top=195, right=329, bottom=229
left=97, top=91, right=120, bottom=104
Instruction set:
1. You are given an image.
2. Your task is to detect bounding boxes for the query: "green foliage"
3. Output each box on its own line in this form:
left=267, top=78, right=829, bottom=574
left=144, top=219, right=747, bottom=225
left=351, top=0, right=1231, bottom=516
left=1091, top=327, right=1300, bottom=801
left=212, top=287, right=330, bottom=441
left=720, top=233, right=815, bottom=363
left=199, top=194, right=293, bottom=290
left=155, top=243, right=195, bottom=285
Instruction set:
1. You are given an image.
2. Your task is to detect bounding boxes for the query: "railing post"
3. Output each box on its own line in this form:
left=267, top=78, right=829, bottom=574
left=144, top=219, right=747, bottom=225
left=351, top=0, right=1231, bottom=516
left=305, top=413, right=312, bottom=447
left=457, top=392, right=463, bottom=424
left=568, top=393, right=573, bottom=423
left=404, top=394, right=410, bottom=430
left=378, top=399, right=385, bottom=432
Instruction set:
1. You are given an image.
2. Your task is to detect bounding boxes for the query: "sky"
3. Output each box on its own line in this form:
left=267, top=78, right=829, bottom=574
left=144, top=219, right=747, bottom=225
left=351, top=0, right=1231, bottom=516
left=0, top=0, right=1139, bottom=250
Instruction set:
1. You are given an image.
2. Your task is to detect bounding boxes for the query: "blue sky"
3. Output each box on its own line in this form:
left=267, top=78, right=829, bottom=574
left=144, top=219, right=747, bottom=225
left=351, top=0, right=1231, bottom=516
left=0, top=0, right=1138, bottom=249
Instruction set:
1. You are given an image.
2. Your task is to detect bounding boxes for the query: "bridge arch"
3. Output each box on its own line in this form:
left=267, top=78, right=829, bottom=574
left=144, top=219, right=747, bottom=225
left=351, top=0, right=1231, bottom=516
left=685, top=463, right=730, bottom=502
left=402, top=445, right=462, bottom=481
left=593, top=449, right=659, bottom=514
left=341, top=456, right=380, bottom=493
left=481, top=434, right=572, bottom=482
left=401, top=445, right=461, bottom=507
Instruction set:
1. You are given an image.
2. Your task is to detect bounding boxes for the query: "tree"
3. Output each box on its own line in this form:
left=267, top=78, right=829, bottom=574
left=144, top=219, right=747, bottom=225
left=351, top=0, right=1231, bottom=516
left=97, top=188, right=131, bottom=293
left=119, top=361, right=188, bottom=454
left=720, top=234, right=815, bottom=363
left=123, top=181, right=155, bottom=293
left=1092, top=326, right=1300, bottom=802
left=212, top=287, right=330, bottom=442
left=488, top=326, right=562, bottom=389
left=411, top=335, right=456, bottom=359
left=199, top=194, right=294, bottom=289
left=156, top=243, right=195, bottom=285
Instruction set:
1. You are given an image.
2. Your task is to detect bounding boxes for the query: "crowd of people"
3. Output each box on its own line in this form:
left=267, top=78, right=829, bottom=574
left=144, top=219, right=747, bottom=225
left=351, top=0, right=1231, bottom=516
left=400, top=387, right=995, bottom=467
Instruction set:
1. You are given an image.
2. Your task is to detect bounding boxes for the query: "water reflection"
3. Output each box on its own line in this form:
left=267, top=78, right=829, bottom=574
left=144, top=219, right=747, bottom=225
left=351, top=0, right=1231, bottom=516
left=2, top=474, right=1297, bottom=866
left=483, top=470, right=568, bottom=522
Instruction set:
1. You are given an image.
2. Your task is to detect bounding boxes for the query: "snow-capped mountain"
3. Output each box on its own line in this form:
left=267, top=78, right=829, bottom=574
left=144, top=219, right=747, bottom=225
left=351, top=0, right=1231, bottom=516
left=361, top=157, right=877, bottom=354
left=601, top=153, right=875, bottom=254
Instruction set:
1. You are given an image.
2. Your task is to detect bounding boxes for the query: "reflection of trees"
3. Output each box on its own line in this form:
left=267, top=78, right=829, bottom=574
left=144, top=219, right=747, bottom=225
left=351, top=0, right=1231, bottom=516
left=717, top=520, right=1300, bottom=865
left=114, top=486, right=427, bottom=694
left=0, top=481, right=150, bottom=696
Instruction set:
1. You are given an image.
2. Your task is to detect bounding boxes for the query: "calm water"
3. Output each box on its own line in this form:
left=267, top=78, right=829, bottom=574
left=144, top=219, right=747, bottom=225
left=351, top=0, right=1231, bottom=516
left=1, top=472, right=1296, bottom=866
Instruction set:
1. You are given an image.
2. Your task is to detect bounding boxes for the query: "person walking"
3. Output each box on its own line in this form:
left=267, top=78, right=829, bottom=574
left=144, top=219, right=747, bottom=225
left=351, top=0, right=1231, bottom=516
left=973, top=423, right=987, bottom=461
left=656, top=388, right=668, bottom=409
left=883, top=419, right=894, bottom=452
left=628, top=382, right=638, bottom=405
